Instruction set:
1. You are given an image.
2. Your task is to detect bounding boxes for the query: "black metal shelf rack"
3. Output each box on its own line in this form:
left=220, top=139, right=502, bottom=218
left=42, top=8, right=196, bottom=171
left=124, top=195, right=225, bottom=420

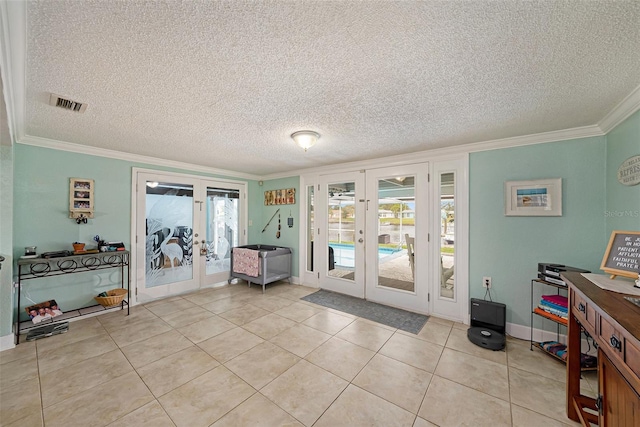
left=15, top=251, right=130, bottom=344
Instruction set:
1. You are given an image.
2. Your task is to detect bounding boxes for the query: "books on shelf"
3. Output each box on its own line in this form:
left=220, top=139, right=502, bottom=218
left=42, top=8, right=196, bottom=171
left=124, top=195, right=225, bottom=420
left=537, top=294, right=568, bottom=319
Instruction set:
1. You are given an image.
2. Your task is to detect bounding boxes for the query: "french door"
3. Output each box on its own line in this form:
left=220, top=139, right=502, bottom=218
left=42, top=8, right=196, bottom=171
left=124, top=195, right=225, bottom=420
left=134, top=170, right=246, bottom=302
left=314, top=165, right=428, bottom=311
left=309, top=158, right=467, bottom=321
left=315, top=172, right=366, bottom=298
left=365, top=164, right=429, bottom=313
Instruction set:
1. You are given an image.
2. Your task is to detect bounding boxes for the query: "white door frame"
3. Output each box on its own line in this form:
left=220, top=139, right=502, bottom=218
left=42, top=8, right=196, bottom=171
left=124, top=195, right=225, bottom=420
left=429, top=157, right=469, bottom=323
left=130, top=168, right=247, bottom=304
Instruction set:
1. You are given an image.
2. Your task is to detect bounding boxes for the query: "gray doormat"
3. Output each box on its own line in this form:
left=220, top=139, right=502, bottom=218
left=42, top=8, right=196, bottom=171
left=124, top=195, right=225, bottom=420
left=301, top=290, right=428, bottom=334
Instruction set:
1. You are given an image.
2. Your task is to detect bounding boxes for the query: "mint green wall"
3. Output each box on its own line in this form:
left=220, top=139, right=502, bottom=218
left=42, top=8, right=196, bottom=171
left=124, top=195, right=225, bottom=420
left=11, top=144, right=258, bottom=321
left=247, top=180, right=264, bottom=245
left=257, top=177, right=301, bottom=277
left=605, top=110, right=640, bottom=235
left=5, top=111, right=636, bottom=332
left=1, top=145, right=14, bottom=337
left=469, top=136, right=607, bottom=328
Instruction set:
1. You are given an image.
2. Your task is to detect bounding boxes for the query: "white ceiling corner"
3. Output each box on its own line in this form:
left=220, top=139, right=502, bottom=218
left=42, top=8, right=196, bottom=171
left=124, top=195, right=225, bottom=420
left=1, top=1, right=639, bottom=176
left=598, top=83, right=640, bottom=134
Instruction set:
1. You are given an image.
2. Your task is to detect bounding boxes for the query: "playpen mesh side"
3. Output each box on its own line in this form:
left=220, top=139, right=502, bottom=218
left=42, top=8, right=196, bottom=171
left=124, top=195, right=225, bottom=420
left=263, top=251, right=291, bottom=278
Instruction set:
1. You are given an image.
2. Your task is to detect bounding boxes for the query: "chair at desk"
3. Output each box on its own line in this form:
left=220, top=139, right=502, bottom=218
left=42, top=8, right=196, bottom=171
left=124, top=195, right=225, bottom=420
left=405, top=234, right=415, bottom=279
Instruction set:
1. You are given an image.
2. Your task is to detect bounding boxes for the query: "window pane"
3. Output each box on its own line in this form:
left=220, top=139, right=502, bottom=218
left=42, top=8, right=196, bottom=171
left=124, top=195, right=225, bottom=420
left=205, top=187, right=239, bottom=276
left=440, top=172, right=455, bottom=299
left=327, top=182, right=356, bottom=281
left=307, top=185, right=314, bottom=272
left=377, top=176, right=415, bottom=292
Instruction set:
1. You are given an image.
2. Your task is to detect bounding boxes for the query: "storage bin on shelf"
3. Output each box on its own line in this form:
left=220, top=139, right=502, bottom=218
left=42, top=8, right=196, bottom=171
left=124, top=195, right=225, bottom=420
left=95, top=288, right=128, bottom=307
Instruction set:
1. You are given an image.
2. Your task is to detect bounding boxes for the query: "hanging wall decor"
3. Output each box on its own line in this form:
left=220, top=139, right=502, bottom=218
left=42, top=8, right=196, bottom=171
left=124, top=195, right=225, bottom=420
left=617, top=155, right=640, bottom=186
left=504, top=178, right=562, bottom=216
left=264, top=188, right=296, bottom=205
left=69, top=178, right=94, bottom=223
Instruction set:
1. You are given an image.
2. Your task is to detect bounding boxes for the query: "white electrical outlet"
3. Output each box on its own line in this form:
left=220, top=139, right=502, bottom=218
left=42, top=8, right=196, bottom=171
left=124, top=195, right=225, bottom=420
left=483, top=276, right=492, bottom=288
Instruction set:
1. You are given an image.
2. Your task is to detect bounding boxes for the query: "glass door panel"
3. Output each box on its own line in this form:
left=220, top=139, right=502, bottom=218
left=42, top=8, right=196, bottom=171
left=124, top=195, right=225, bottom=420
left=307, top=185, right=314, bottom=272
left=202, top=186, right=240, bottom=286
left=439, top=172, right=455, bottom=299
left=145, top=181, right=195, bottom=287
left=365, top=164, right=429, bottom=313
left=317, top=172, right=365, bottom=298
left=431, top=158, right=468, bottom=323
left=140, top=177, right=199, bottom=301
left=327, top=181, right=357, bottom=281
left=136, top=171, right=246, bottom=302
left=376, top=176, right=415, bottom=292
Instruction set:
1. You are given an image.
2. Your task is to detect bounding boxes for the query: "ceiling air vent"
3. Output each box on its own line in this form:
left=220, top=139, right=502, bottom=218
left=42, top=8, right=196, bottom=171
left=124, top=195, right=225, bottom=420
left=49, top=93, right=87, bottom=113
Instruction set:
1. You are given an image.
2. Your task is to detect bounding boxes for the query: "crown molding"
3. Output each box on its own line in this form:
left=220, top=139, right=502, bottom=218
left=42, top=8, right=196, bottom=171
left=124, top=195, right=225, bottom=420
left=598, top=84, right=640, bottom=133
left=17, top=135, right=262, bottom=181
left=463, top=124, right=604, bottom=154
left=263, top=124, right=605, bottom=180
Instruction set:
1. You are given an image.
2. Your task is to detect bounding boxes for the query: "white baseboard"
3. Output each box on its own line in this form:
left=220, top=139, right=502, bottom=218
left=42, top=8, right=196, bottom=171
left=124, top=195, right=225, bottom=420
left=0, top=334, right=16, bottom=352
left=507, top=321, right=567, bottom=344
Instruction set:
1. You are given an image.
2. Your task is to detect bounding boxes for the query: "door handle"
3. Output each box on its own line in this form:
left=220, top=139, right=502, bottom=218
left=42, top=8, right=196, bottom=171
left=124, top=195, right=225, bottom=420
left=358, top=238, right=364, bottom=243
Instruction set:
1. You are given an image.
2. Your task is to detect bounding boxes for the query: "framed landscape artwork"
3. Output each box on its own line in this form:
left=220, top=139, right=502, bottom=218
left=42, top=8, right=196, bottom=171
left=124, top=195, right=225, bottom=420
left=504, top=178, right=562, bottom=216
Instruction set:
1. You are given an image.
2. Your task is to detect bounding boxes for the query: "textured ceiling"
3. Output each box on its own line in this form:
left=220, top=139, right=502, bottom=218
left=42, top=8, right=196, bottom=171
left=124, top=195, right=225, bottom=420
left=15, top=1, right=640, bottom=175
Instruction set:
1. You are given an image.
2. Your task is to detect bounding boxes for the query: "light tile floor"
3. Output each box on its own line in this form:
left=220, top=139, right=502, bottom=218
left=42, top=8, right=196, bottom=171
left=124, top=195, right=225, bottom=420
left=0, top=281, right=591, bottom=426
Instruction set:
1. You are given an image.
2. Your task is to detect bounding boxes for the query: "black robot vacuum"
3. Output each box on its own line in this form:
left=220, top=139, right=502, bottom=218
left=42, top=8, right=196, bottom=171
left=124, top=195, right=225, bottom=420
left=467, top=298, right=506, bottom=351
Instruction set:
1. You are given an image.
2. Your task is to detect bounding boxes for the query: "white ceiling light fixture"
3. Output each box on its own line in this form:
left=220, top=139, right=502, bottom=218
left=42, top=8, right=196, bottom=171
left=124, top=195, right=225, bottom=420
left=291, top=130, right=320, bottom=151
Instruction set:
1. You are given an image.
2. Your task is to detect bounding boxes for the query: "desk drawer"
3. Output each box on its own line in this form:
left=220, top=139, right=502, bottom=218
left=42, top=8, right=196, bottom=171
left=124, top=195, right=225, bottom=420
left=571, top=289, right=596, bottom=332
left=600, top=315, right=624, bottom=356
left=625, top=337, right=640, bottom=380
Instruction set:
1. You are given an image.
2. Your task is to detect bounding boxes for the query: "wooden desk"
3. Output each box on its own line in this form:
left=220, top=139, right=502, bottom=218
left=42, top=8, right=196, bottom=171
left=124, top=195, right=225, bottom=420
left=564, top=272, right=640, bottom=426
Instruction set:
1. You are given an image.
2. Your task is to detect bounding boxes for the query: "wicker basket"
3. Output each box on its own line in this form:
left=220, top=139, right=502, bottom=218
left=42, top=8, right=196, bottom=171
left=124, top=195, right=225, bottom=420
left=95, top=288, right=128, bottom=307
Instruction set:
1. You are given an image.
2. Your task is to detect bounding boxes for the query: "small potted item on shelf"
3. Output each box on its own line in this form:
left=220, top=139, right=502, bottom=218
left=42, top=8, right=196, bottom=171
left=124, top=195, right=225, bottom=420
left=72, top=242, right=99, bottom=254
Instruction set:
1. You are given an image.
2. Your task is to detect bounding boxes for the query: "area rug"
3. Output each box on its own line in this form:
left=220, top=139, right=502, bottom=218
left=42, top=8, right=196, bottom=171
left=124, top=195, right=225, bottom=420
left=301, top=289, right=428, bottom=334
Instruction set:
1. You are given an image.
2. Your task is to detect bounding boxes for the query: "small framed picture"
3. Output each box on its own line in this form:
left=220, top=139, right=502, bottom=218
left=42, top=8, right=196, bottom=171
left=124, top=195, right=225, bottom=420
left=25, top=299, right=63, bottom=325
left=505, top=178, right=562, bottom=216
left=73, top=180, right=92, bottom=190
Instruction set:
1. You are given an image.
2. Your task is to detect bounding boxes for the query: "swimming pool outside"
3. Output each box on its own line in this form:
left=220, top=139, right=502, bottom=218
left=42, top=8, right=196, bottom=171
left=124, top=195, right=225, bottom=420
left=329, top=243, right=401, bottom=268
